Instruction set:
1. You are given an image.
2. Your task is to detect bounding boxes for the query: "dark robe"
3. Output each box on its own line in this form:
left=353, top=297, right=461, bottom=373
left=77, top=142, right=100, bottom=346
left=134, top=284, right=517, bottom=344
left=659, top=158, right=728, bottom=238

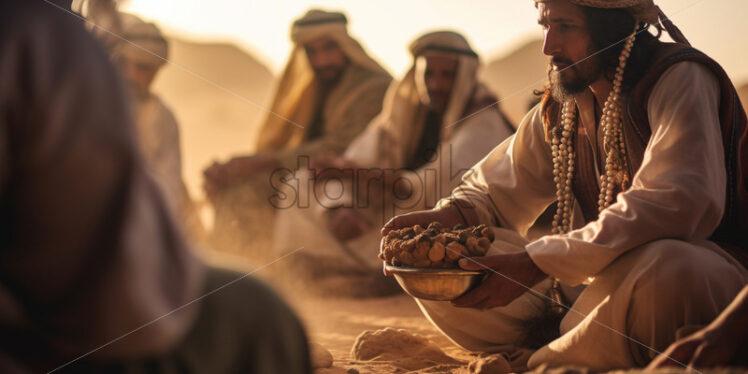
left=0, top=2, right=309, bottom=372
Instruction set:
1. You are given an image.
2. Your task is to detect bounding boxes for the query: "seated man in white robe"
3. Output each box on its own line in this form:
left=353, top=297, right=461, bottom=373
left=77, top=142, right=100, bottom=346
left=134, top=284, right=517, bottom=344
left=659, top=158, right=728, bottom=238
left=382, top=0, right=748, bottom=371
left=272, top=31, right=514, bottom=293
left=113, top=13, right=204, bottom=241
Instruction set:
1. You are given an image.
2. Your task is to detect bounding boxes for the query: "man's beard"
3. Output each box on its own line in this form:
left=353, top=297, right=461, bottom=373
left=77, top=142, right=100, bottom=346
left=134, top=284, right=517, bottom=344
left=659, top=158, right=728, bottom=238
left=426, top=90, right=451, bottom=113
left=549, top=55, right=603, bottom=102
left=314, top=64, right=347, bottom=85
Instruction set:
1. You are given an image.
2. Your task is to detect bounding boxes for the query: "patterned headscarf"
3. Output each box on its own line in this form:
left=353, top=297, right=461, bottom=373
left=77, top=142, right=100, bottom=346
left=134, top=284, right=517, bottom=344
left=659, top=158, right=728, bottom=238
left=534, top=0, right=690, bottom=45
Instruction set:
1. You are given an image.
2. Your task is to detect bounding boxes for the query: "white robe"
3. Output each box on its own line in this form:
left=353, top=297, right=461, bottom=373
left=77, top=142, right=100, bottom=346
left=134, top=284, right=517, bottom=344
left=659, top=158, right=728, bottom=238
left=134, top=93, right=186, bottom=213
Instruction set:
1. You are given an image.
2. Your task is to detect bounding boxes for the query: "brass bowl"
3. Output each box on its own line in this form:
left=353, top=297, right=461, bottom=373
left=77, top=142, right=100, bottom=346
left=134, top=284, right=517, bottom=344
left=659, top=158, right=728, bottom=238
left=385, top=265, right=484, bottom=301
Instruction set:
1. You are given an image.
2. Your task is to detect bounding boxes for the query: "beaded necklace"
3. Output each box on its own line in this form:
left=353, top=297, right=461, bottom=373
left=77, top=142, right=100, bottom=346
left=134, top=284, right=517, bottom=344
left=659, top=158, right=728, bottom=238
left=551, top=24, right=639, bottom=234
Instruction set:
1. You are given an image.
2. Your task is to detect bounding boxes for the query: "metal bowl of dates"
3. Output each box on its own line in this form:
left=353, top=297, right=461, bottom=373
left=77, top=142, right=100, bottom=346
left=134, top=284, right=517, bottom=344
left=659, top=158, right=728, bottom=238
left=385, top=264, right=484, bottom=301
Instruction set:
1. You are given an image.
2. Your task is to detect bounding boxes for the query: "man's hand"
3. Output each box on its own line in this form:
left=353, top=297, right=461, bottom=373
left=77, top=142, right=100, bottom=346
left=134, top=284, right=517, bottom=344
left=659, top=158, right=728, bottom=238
left=380, top=236, right=393, bottom=276
left=451, top=251, right=546, bottom=310
left=203, top=161, right=230, bottom=200
left=311, top=153, right=358, bottom=182
left=203, top=154, right=280, bottom=197
left=223, top=154, right=280, bottom=176
left=328, top=207, right=371, bottom=243
left=381, top=205, right=466, bottom=236
left=380, top=205, right=471, bottom=276
left=310, top=153, right=356, bottom=171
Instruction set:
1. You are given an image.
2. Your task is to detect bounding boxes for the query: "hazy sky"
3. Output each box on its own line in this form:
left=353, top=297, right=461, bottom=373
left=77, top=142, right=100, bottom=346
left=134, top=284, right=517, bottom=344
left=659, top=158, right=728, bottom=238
left=122, top=0, right=748, bottom=83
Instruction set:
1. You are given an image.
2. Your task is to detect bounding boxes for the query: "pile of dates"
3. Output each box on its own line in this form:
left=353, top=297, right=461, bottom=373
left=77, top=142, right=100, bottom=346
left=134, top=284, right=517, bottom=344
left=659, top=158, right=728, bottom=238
left=380, top=222, right=494, bottom=268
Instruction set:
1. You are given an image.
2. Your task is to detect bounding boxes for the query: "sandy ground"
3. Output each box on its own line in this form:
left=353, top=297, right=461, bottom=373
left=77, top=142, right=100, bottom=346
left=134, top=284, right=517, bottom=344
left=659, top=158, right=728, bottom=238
left=200, top=249, right=748, bottom=374
left=294, top=294, right=474, bottom=373
left=201, top=249, right=475, bottom=373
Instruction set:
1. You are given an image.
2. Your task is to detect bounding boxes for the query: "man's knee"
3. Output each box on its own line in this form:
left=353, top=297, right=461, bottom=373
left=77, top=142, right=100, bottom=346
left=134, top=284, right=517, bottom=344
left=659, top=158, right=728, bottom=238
left=621, top=240, right=744, bottom=362
left=633, top=239, right=741, bottom=288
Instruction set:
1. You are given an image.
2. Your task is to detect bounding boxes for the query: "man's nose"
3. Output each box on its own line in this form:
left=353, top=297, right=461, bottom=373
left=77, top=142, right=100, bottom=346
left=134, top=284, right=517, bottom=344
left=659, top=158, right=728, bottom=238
left=313, top=52, right=333, bottom=67
left=426, top=77, right=446, bottom=93
left=426, top=78, right=438, bottom=92
left=542, top=29, right=561, bottom=57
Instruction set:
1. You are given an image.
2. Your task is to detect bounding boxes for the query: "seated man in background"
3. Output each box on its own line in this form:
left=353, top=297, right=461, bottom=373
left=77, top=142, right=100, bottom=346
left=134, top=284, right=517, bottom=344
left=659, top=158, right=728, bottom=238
left=272, top=31, right=514, bottom=295
left=0, top=1, right=309, bottom=372
left=113, top=13, right=205, bottom=241
left=203, top=9, right=392, bottom=259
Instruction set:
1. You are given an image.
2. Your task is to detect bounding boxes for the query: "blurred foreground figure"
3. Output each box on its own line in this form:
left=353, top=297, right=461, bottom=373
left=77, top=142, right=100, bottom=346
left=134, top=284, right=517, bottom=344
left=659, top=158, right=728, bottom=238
left=382, top=0, right=748, bottom=370
left=0, top=1, right=309, bottom=372
left=204, top=9, right=392, bottom=259
left=112, top=13, right=205, bottom=242
left=273, top=31, right=514, bottom=295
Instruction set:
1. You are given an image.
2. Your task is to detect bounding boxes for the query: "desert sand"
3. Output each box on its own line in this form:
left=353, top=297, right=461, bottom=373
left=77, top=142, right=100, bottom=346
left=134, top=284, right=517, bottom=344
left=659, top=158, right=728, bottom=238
left=202, top=249, right=748, bottom=374
left=202, top=248, right=477, bottom=373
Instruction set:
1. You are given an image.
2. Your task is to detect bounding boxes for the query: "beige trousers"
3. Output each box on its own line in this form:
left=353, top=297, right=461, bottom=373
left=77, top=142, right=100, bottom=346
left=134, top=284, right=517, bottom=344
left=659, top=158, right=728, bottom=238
left=416, top=232, right=748, bottom=371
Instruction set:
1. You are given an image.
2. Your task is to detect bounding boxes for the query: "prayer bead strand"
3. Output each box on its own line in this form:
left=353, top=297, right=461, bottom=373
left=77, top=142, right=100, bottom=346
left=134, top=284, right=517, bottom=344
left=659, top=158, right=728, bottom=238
left=551, top=24, right=638, bottom=233
left=598, top=25, right=637, bottom=212
left=551, top=101, right=577, bottom=235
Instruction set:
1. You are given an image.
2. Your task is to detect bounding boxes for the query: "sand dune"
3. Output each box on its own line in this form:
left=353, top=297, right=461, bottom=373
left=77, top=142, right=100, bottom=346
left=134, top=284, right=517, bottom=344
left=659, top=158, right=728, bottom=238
left=481, top=39, right=548, bottom=128
left=151, top=38, right=275, bottom=199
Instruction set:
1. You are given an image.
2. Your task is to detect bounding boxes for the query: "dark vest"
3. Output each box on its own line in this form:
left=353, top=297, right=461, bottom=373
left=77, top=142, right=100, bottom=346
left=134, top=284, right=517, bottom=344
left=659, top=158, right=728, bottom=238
left=542, top=42, right=748, bottom=266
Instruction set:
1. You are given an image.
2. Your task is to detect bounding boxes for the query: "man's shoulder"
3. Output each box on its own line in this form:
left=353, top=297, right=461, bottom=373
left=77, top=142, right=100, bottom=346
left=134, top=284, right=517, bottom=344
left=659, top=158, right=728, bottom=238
left=458, top=85, right=511, bottom=131
left=628, top=44, right=726, bottom=143
left=150, top=94, right=177, bottom=116
left=640, top=42, right=723, bottom=92
left=348, top=64, right=392, bottom=88
left=141, top=93, right=180, bottom=131
left=339, top=65, right=392, bottom=103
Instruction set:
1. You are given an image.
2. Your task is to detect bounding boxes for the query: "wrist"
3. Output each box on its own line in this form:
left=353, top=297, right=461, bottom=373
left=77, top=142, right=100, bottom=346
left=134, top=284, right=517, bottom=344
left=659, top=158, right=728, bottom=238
left=524, top=251, right=547, bottom=284
left=266, top=156, right=281, bottom=171
left=442, top=200, right=480, bottom=227
left=434, top=204, right=465, bottom=227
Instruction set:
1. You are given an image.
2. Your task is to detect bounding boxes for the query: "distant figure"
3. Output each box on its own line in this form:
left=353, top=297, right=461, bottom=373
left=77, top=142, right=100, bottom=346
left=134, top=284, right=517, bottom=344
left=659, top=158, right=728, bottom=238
left=0, top=1, right=309, bottom=372
left=113, top=13, right=204, bottom=241
left=272, top=31, right=514, bottom=293
left=204, top=9, right=392, bottom=258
